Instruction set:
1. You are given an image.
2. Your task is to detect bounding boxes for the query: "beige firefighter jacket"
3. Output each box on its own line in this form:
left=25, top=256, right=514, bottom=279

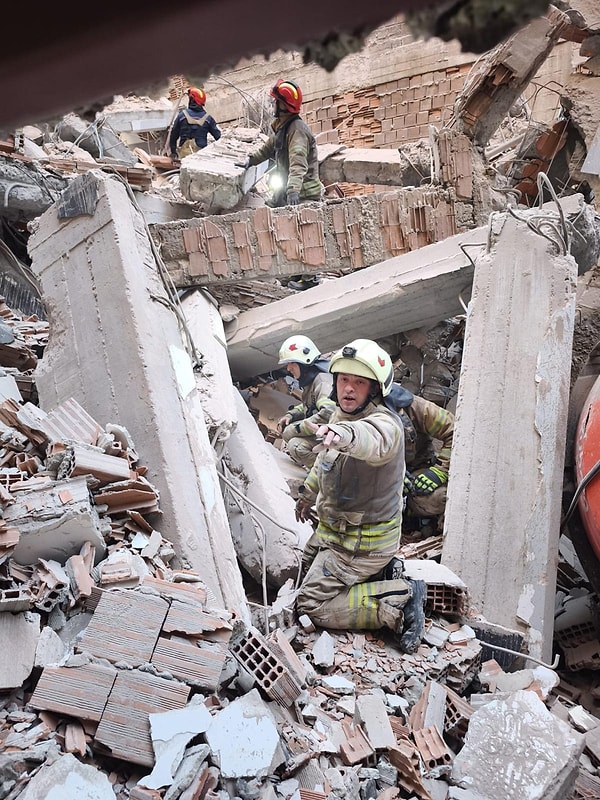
left=302, top=400, right=405, bottom=554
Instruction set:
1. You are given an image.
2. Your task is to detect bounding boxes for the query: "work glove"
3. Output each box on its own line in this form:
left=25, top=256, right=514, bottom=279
left=403, top=472, right=415, bottom=497
left=411, top=466, right=448, bottom=495
left=287, top=191, right=300, bottom=206
left=235, top=157, right=250, bottom=169
left=277, top=415, right=292, bottom=434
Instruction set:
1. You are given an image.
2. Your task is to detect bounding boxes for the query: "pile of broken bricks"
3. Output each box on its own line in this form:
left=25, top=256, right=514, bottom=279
left=0, top=300, right=597, bottom=799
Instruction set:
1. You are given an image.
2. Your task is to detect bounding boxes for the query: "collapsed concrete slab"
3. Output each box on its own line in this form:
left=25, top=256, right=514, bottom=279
left=151, top=186, right=465, bottom=289
left=27, top=170, right=249, bottom=618
left=225, top=226, right=487, bottom=380
left=442, top=198, right=578, bottom=661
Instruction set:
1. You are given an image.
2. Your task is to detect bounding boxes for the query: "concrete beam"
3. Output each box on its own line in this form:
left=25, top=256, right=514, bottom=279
left=152, top=187, right=464, bottom=288
left=27, top=170, right=249, bottom=619
left=101, top=106, right=174, bottom=133
left=225, top=226, right=487, bottom=380
left=441, top=200, right=578, bottom=661
left=319, top=144, right=432, bottom=188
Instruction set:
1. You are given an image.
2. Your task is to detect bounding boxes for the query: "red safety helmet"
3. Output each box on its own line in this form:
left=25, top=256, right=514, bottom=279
left=270, top=79, right=302, bottom=114
left=187, top=87, right=206, bottom=106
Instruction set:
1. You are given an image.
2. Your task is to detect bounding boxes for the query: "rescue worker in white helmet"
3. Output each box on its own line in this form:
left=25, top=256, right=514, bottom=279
left=294, top=338, right=427, bottom=654
left=277, top=335, right=336, bottom=470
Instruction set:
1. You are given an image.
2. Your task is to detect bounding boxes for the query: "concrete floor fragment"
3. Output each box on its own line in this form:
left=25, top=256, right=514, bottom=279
left=204, top=688, right=285, bottom=779
left=451, top=690, right=584, bottom=799
left=16, top=752, right=115, bottom=800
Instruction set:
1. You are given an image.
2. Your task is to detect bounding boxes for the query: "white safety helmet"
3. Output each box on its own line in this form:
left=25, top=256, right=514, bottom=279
left=278, top=335, right=321, bottom=366
left=329, top=339, right=394, bottom=397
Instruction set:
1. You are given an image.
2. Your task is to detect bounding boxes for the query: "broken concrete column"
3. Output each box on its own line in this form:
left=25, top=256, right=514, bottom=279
left=442, top=199, right=578, bottom=661
left=180, top=289, right=239, bottom=432
left=180, top=289, right=309, bottom=588
left=223, top=391, right=311, bottom=590
left=27, top=170, right=249, bottom=619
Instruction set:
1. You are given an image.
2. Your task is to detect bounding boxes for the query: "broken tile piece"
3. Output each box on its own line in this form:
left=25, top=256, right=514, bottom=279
left=140, top=697, right=212, bottom=790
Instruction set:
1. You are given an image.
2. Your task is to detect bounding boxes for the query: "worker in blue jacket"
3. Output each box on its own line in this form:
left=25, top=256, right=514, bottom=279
left=169, top=87, right=221, bottom=158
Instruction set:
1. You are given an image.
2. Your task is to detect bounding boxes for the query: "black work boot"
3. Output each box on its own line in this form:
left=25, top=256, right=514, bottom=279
left=397, top=579, right=426, bottom=654
left=382, top=556, right=405, bottom=581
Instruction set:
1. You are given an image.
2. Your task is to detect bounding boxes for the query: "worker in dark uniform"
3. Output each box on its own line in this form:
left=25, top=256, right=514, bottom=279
left=169, top=87, right=221, bottom=159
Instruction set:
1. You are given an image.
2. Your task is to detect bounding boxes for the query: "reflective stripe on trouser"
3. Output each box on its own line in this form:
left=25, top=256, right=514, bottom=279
left=284, top=435, right=318, bottom=469
left=296, top=546, right=411, bottom=630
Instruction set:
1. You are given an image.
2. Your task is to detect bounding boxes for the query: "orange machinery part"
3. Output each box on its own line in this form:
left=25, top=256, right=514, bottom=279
left=575, top=373, right=600, bottom=561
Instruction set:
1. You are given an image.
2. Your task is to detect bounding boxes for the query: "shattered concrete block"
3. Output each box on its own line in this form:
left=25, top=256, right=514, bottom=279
left=312, top=631, right=335, bottom=669
left=178, top=127, right=268, bottom=212
left=16, top=752, right=116, bottom=800
left=34, top=625, right=67, bottom=669
left=204, top=688, right=285, bottom=779
left=0, top=611, right=40, bottom=689
left=355, top=694, right=396, bottom=751
left=451, top=690, right=584, bottom=799
left=5, top=476, right=106, bottom=567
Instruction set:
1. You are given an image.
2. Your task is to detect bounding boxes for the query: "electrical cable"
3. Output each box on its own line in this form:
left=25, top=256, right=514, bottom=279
left=561, top=457, right=600, bottom=532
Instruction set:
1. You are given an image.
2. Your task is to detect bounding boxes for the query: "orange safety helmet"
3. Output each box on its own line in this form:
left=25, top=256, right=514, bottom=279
left=187, top=87, right=207, bottom=106
left=270, top=79, right=302, bottom=114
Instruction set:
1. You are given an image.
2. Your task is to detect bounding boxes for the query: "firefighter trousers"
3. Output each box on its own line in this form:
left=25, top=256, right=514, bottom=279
left=296, top=541, right=411, bottom=631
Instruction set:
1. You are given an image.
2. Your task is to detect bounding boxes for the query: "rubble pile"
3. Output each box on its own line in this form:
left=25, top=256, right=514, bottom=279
left=0, top=300, right=589, bottom=799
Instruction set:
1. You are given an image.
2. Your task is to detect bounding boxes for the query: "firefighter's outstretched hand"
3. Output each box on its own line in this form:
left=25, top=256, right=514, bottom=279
left=412, top=466, right=448, bottom=495
left=306, top=422, right=341, bottom=452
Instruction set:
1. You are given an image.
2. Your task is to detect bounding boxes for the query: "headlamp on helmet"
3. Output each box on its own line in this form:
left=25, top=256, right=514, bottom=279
left=329, top=339, right=394, bottom=397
